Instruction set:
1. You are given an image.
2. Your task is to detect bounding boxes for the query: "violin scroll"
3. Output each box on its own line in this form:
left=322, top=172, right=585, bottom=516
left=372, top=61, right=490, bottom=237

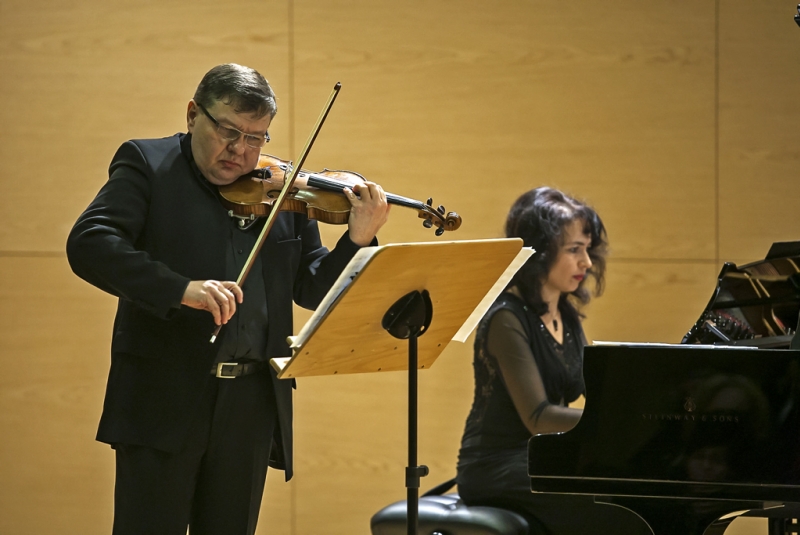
left=420, top=197, right=462, bottom=236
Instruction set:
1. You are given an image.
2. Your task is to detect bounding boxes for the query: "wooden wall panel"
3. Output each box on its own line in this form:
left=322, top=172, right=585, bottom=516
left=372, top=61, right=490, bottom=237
left=0, top=0, right=292, bottom=253
left=0, top=1, right=295, bottom=533
left=0, top=257, right=116, bottom=534
left=718, top=1, right=800, bottom=263
left=1, top=0, right=797, bottom=534
left=288, top=2, right=723, bottom=532
left=581, top=261, right=720, bottom=344
left=293, top=0, right=717, bottom=261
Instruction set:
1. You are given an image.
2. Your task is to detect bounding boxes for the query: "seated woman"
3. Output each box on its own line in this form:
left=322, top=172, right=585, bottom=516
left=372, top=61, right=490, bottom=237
left=456, top=187, right=650, bottom=535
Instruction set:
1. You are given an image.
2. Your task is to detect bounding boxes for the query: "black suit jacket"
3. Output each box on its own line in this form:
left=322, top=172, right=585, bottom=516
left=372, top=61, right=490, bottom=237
left=67, top=134, right=365, bottom=480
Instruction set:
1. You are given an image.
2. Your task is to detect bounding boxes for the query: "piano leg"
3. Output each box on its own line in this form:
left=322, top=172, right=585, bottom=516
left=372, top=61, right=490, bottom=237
left=595, top=496, right=767, bottom=535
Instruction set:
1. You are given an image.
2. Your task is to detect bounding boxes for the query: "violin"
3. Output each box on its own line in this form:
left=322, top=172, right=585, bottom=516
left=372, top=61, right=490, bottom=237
left=218, top=154, right=462, bottom=235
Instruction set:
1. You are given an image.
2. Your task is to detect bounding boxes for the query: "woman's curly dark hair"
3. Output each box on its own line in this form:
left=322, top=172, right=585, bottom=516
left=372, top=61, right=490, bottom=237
left=505, top=187, right=608, bottom=322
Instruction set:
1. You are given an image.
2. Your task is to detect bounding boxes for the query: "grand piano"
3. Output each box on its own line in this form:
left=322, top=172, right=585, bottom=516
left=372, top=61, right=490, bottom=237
left=528, top=242, right=800, bottom=535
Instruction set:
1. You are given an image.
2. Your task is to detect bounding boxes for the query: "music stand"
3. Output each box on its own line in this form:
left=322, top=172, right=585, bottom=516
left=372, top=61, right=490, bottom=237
left=271, top=238, right=531, bottom=535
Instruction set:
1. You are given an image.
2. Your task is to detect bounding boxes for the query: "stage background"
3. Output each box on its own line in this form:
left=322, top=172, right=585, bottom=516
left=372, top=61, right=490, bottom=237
left=1, top=1, right=799, bottom=533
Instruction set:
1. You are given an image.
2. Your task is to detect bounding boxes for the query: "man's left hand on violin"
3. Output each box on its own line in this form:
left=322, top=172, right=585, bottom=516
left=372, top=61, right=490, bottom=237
left=344, top=181, right=391, bottom=247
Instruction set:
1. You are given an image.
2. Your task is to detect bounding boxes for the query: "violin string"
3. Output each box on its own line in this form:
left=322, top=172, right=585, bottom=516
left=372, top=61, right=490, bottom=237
left=305, top=175, right=424, bottom=210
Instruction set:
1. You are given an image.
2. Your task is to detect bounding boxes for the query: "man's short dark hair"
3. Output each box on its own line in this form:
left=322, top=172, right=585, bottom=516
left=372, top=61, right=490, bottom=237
left=194, top=63, right=277, bottom=119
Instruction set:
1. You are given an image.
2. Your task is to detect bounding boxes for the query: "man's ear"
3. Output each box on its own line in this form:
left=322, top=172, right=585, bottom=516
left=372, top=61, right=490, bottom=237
left=186, top=100, right=198, bottom=132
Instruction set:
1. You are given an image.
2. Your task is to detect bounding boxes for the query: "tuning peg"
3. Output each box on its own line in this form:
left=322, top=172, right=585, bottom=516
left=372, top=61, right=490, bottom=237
left=426, top=198, right=433, bottom=206
left=435, top=227, right=445, bottom=236
left=422, top=219, right=433, bottom=229
left=437, top=205, right=445, bottom=215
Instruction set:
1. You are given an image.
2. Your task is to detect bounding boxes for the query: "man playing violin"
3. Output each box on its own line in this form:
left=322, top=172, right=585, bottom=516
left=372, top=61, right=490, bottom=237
left=66, top=63, right=390, bottom=535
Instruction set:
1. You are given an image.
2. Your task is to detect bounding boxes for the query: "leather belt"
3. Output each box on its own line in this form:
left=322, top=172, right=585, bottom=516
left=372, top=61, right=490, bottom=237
left=211, top=361, right=268, bottom=379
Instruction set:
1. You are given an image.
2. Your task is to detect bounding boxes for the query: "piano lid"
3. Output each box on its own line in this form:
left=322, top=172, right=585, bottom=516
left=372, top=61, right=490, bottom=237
left=682, top=241, right=800, bottom=348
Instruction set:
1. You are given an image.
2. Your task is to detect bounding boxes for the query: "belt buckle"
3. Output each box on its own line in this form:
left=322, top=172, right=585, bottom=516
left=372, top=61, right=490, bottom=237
left=216, top=362, right=238, bottom=379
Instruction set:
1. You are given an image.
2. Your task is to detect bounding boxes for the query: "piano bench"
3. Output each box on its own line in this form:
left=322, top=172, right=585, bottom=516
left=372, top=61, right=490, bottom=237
left=370, top=494, right=530, bottom=535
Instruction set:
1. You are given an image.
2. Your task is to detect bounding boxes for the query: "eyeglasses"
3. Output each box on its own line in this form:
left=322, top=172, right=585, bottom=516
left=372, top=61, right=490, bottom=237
left=196, top=102, right=270, bottom=149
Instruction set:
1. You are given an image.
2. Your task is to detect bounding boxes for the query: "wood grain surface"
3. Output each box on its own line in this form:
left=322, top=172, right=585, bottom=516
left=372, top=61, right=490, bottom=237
left=2, top=1, right=798, bottom=534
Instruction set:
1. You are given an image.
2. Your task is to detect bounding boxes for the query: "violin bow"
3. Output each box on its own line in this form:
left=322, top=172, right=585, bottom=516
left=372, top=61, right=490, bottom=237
left=210, top=82, right=342, bottom=343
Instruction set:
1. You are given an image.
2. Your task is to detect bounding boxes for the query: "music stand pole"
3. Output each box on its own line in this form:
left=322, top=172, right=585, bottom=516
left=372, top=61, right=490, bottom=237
left=382, top=289, right=434, bottom=535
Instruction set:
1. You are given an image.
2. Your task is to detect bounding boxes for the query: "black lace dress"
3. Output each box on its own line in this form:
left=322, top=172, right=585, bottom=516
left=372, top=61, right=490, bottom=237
left=456, top=292, right=650, bottom=535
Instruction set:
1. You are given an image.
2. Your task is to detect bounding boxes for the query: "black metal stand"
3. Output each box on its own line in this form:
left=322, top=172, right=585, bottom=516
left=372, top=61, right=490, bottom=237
left=382, top=290, right=434, bottom=535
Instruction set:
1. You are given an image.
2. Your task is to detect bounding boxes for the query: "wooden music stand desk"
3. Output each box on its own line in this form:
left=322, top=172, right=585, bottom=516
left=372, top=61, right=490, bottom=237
left=271, top=238, right=528, bottom=379
left=270, top=237, right=530, bottom=535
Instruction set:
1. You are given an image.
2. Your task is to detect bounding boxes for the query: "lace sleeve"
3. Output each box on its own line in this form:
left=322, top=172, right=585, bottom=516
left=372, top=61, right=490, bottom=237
left=486, top=308, right=582, bottom=435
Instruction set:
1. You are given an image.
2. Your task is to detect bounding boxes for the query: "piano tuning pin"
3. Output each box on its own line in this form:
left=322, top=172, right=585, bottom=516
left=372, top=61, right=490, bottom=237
left=435, top=227, right=445, bottom=236
left=422, top=219, right=433, bottom=229
left=437, top=205, right=446, bottom=215
left=426, top=198, right=433, bottom=206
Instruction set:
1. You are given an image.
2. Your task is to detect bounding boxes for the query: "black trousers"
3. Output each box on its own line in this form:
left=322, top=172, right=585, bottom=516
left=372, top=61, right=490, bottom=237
left=112, top=369, right=278, bottom=535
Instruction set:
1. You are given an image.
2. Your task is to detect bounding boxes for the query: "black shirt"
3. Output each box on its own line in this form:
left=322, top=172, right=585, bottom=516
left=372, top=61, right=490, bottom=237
left=180, top=134, right=269, bottom=363
left=459, top=292, right=585, bottom=459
